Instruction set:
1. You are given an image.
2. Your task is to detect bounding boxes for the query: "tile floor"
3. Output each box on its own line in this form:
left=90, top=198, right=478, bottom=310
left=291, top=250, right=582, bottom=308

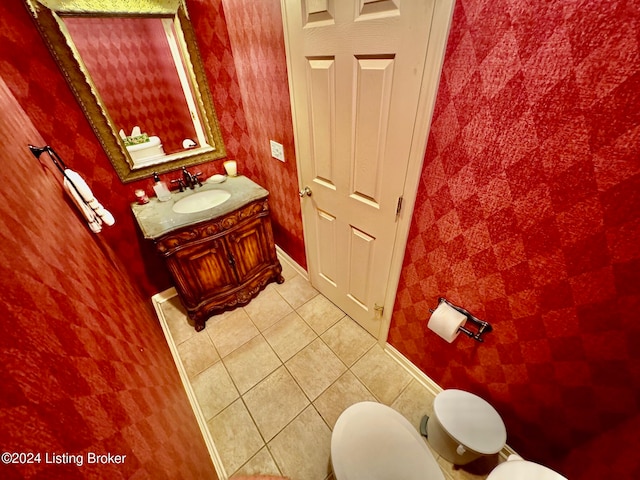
left=158, top=260, right=500, bottom=480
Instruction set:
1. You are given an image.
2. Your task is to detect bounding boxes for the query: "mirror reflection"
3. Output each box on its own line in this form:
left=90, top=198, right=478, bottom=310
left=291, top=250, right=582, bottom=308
left=64, top=16, right=208, bottom=169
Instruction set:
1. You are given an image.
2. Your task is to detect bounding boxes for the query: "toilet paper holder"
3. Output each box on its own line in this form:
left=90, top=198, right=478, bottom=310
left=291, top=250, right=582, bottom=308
left=430, top=298, right=492, bottom=342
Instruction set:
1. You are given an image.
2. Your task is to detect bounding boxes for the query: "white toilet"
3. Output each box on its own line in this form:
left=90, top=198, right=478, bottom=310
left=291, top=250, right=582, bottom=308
left=487, top=454, right=568, bottom=480
left=331, top=397, right=567, bottom=480
left=426, top=389, right=506, bottom=464
left=331, top=402, right=444, bottom=479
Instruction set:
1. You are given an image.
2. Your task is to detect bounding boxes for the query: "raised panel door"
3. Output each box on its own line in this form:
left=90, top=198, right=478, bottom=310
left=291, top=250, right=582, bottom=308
left=283, top=0, right=437, bottom=337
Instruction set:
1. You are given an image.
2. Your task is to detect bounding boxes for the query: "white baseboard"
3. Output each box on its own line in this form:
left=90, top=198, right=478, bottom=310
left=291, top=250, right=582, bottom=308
left=384, top=343, right=518, bottom=462
left=384, top=343, right=443, bottom=397
left=152, top=289, right=229, bottom=480
left=276, top=244, right=308, bottom=280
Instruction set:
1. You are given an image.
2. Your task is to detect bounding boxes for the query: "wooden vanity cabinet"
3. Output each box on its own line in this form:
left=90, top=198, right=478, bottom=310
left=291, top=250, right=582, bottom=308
left=154, top=198, right=283, bottom=331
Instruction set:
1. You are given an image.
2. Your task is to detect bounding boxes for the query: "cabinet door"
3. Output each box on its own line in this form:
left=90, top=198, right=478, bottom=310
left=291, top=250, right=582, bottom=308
left=167, top=237, right=236, bottom=306
left=226, top=216, right=274, bottom=284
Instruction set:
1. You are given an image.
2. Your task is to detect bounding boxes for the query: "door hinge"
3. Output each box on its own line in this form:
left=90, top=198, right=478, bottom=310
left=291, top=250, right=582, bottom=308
left=395, top=196, right=403, bottom=221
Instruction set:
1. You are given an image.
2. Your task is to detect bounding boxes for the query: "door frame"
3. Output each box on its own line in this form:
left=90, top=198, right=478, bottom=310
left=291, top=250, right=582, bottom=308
left=280, top=0, right=456, bottom=344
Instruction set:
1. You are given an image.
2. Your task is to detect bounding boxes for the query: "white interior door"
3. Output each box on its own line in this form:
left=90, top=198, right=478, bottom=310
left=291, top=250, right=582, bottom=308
left=282, top=0, right=452, bottom=339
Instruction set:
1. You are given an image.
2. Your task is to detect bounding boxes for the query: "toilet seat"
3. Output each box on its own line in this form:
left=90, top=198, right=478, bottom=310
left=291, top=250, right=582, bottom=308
left=331, top=402, right=444, bottom=480
left=433, top=389, right=506, bottom=455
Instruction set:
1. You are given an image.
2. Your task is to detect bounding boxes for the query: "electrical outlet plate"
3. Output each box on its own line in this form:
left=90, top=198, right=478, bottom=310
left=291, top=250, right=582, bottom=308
left=270, top=140, right=285, bottom=162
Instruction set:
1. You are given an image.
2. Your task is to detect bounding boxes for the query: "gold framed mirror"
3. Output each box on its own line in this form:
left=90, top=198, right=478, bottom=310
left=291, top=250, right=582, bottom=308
left=24, top=0, right=226, bottom=183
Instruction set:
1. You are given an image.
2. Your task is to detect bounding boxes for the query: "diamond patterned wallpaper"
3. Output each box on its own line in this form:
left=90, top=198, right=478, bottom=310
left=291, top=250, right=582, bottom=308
left=0, top=77, right=216, bottom=478
left=389, top=0, right=640, bottom=476
left=220, top=0, right=306, bottom=269
left=65, top=17, right=197, bottom=155
left=6, top=0, right=640, bottom=476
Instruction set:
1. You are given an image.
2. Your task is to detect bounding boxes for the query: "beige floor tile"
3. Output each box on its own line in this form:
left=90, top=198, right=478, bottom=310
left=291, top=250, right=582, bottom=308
left=275, top=274, right=318, bottom=309
left=321, top=316, right=376, bottom=366
left=206, top=308, right=259, bottom=357
left=268, top=405, right=332, bottom=480
left=243, top=366, right=309, bottom=441
left=191, top=361, right=239, bottom=420
left=206, top=398, right=264, bottom=476
left=230, top=446, right=281, bottom=478
left=351, top=345, right=412, bottom=405
left=176, top=330, right=220, bottom=378
left=263, top=311, right=317, bottom=362
left=285, top=338, right=347, bottom=400
left=297, top=295, right=345, bottom=334
left=243, top=288, right=294, bottom=331
left=223, top=335, right=282, bottom=394
left=313, top=371, right=376, bottom=429
left=161, top=296, right=196, bottom=345
left=161, top=288, right=478, bottom=480
left=391, top=379, right=436, bottom=431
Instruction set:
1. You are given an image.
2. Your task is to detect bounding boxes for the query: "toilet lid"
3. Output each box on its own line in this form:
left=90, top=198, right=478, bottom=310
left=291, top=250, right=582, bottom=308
left=434, top=389, right=506, bottom=454
left=331, top=402, right=444, bottom=480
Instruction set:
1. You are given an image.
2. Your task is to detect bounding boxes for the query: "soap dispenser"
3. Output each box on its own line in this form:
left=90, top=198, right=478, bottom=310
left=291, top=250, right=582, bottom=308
left=152, top=172, right=171, bottom=202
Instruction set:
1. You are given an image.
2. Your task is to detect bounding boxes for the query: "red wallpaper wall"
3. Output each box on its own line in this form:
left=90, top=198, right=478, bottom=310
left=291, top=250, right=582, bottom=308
left=389, top=0, right=640, bottom=476
left=7, top=0, right=639, bottom=476
left=65, top=17, right=197, bottom=155
left=0, top=77, right=216, bottom=478
left=219, top=0, right=306, bottom=269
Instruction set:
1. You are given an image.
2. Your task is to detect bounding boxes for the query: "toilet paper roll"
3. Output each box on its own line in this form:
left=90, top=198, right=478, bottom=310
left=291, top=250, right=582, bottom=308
left=428, top=301, right=467, bottom=343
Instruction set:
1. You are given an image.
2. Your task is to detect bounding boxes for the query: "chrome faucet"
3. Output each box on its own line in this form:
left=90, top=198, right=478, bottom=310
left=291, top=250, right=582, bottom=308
left=181, top=167, right=202, bottom=189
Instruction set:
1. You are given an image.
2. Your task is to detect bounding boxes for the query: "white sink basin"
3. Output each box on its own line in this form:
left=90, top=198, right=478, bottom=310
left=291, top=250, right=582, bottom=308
left=172, top=189, right=231, bottom=214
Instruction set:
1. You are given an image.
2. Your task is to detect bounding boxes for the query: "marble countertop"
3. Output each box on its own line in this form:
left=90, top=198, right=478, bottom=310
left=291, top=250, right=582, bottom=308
left=131, top=175, right=269, bottom=239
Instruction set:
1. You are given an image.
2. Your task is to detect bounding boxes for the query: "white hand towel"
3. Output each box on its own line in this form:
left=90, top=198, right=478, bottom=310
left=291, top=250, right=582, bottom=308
left=63, top=177, right=102, bottom=233
left=64, top=169, right=115, bottom=227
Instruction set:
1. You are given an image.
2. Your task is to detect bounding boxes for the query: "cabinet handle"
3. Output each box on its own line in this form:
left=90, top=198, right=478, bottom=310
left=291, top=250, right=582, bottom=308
left=228, top=253, right=236, bottom=267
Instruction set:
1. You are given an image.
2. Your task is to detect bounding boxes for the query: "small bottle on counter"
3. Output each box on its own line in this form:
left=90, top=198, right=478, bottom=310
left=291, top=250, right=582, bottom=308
left=152, top=172, right=172, bottom=202
left=135, top=188, right=149, bottom=204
